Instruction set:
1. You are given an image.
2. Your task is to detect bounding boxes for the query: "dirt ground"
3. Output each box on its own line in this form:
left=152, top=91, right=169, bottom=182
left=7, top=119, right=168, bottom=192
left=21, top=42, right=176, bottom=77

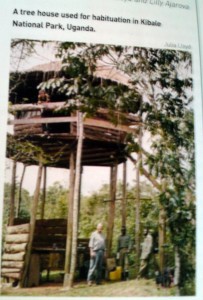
left=1, top=279, right=176, bottom=297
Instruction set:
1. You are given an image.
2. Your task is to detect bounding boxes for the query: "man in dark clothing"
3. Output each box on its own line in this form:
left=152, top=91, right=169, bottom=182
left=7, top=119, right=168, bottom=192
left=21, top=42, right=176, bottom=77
left=117, top=226, right=131, bottom=280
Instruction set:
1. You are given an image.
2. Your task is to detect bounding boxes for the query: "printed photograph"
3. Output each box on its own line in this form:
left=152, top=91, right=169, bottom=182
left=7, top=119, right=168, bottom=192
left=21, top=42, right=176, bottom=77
left=1, top=39, right=195, bottom=297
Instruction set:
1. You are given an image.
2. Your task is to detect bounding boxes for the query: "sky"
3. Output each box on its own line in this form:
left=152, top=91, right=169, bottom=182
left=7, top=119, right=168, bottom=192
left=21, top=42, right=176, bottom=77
left=5, top=158, right=139, bottom=196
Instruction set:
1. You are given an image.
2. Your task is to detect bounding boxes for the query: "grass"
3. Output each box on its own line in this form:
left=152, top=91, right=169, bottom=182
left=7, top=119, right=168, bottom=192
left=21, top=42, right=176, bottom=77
left=1, top=278, right=176, bottom=297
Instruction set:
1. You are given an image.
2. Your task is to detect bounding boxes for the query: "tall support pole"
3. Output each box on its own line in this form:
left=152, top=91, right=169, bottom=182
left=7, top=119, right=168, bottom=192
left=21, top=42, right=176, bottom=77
left=121, top=162, right=127, bottom=227
left=21, top=162, right=43, bottom=287
left=40, top=166, right=47, bottom=219
left=63, top=151, right=75, bottom=287
left=135, top=161, right=141, bottom=261
left=159, top=180, right=167, bottom=274
left=67, top=112, right=83, bottom=288
left=9, top=160, right=17, bottom=226
left=135, top=126, right=142, bottom=262
left=106, top=164, right=118, bottom=257
left=159, top=206, right=166, bottom=274
left=16, top=164, right=26, bottom=218
left=78, top=166, right=83, bottom=227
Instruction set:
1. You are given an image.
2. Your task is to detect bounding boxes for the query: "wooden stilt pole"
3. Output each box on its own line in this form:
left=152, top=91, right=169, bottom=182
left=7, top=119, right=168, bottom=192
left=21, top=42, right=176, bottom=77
left=121, top=162, right=127, bottom=227
left=16, top=164, right=26, bottom=218
left=106, top=164, right=117, bottom=257
left=40, top=166, right=47, bottom=219
left=9, top=160, right=17, bottom=226
left=67, top=112, right=83, bottom=288
left=159, top=206, right=166, bottom=274
left=135, top=126, right=142, bottom=261
left=78, top=166, right=83, bottom=226
left=135, top=162, right=141, bottom=260
left=63, top=151, right=75, bottom=287
left=20, top=162, right=43, bottom=287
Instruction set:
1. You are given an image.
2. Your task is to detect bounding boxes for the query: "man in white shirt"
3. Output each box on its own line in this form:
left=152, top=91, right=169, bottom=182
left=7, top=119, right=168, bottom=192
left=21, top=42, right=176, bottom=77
left=87, top=223, right=106, bottom=286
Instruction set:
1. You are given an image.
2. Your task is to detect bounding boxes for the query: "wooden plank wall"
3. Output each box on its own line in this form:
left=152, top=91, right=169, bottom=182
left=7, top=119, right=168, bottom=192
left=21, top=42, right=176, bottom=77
left=33, top=219, right=67, bottom=249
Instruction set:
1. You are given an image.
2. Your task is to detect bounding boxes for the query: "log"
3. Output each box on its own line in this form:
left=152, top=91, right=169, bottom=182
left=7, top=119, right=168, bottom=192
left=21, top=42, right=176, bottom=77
left=1, top=273, right=21, bottom=279
left=4, top=243, right=27, bottom=253
left=5, top=233, right=29, bottom=244
left=2, top=252, right=25, bottom=261
left=1, top=261, right=24, bottom=268
left=7, top=223, right=30, bottom=234
left=1, top=268, right=22, bottom=273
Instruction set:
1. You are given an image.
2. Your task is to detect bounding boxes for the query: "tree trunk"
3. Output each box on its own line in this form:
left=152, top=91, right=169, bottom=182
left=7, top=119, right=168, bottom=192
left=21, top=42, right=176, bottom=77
left=67, top=112, right=83, bottom=288
left=20, top=162, right=43, bottom=287
left=174, top=246, right=181, bottom=295
left=63, top=151, right=75, bottom=287
left=106, top=164, right=117, bottom=257
left=9, top=160, right=17, bottom=226
left=16, top=164, right=26, bottom=218
left=40, top=166, right=47, bottom=219
left=121, top=162, right=127, bottom=227
left=158, top=206, right=166, bottom=274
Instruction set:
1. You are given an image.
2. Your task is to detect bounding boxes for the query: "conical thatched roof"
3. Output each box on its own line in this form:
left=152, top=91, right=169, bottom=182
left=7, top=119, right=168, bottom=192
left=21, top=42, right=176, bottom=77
left=28, top=60, right=131, bottom=87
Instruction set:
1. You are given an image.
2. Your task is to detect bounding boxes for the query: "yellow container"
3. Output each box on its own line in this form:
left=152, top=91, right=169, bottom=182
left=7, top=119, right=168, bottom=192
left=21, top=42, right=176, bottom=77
left=109, top=267, right=122, bottom=280
left=116, top=266, right=122, bottom=280
left=109, top=270, right=117, bottom=280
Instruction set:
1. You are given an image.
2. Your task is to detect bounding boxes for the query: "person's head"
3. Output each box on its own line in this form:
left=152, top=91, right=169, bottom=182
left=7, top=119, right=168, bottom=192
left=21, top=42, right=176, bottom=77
left=97, top=223, right=103, bottom=233
left=121, top=226, right=126, bottom=235
left=39, top=89, right=46, bottom=96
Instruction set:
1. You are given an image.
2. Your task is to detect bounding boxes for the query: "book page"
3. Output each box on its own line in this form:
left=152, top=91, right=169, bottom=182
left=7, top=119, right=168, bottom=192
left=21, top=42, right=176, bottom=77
left=0, top=0, right=202, bottom=299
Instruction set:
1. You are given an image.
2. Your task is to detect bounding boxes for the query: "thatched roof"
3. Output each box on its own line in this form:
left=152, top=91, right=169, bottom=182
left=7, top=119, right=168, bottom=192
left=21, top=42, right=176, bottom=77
left=27, top=60, right=131, bottom=87
left=28, top=61, right=61, bottom=73
left=10, top=59, right=132, bottom=104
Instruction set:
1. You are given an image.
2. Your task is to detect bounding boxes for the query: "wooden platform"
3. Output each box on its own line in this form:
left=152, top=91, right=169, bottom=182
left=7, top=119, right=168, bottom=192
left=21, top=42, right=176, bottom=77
left=7, top=103, right=140, bottom=167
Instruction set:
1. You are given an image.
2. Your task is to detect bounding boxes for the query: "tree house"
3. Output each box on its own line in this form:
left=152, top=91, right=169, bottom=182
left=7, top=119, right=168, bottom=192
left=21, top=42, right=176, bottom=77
left=3, top=62, right=140, bottom=287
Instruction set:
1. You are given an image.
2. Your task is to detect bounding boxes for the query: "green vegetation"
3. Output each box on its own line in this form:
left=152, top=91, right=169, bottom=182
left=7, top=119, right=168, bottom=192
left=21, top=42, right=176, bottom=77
left=5, top=41, right=195, bottom=295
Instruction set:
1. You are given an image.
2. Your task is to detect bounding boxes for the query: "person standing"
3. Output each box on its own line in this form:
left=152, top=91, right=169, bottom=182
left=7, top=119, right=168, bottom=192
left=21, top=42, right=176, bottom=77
left=37, top=89, right=50, bottom=104
left=37, top=89, right=50, bottom=133
left=138, top=228, right=153, bottom=278
left=117, top=226, right=131, bottom=280
left=87, top=223, right=106, bottom=286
